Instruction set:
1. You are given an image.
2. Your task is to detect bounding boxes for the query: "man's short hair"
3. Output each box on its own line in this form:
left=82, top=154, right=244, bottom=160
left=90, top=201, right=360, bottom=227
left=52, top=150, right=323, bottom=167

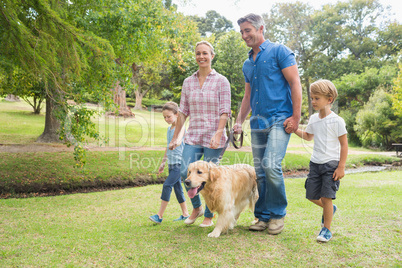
left=237, top=13, right=266, bottom=35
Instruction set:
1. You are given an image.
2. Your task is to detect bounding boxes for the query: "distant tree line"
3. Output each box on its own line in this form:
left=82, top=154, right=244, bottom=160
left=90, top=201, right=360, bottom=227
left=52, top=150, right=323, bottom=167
left=0, top=0, right=401, bottom=167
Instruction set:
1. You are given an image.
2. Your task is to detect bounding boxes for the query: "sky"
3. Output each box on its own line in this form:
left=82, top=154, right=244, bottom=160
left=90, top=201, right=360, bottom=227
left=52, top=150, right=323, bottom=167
left=174, top=0, right=402, bottom=31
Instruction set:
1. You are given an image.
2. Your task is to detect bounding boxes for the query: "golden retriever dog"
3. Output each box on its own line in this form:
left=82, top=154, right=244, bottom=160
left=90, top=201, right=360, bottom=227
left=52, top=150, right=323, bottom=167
left=185, top=160, right=258, bottom=238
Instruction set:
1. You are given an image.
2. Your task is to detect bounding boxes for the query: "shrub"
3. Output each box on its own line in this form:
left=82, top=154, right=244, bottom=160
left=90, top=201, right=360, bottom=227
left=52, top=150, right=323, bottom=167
left=354, top=89, right=398, bottom=149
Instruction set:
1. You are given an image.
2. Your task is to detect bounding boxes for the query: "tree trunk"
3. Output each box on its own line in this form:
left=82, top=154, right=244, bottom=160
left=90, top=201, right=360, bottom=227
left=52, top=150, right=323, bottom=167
left=36, top=97, right=62, bottom=143
left=134, top=88, right=144, bottom=110
left=110, top=81, right=134, bottom=117
left=32, top=96, right=44, bottom=114
left=133, top=84, right=150, bottom=110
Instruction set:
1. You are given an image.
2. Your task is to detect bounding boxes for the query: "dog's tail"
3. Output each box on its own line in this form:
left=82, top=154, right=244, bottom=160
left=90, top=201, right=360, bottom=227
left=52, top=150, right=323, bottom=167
left=249, top=183, right=259, bottom=212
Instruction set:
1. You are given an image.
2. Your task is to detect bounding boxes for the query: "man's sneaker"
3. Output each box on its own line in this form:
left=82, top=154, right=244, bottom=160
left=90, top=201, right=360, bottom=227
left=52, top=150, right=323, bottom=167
left=149, top=214, right=162, bottom=224
left=321, top=204, right=337, bottom=227
left=268, top=217, right=285, bottom=235
left=249, top=220, right=269, bottom=231
left=317, top=227, right=332, bottom=242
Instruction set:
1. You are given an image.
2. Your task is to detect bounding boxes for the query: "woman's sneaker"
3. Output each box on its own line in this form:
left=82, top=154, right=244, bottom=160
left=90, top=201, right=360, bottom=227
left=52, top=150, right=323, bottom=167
left=317, top=227, right=332, bottom=242
left=321, top=204, right=337, bottom=227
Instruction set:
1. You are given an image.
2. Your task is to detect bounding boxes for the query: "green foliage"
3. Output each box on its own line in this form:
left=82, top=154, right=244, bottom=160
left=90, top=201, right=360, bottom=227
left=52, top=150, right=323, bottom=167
left=334, top=65, right=398, bottom=145
left=0, top=66, right=46, bottom=114
left=189, top=10, right=233, bottom=38
left=160, top=89, right=174, bottom=100
left=58, top=105, right=103, bottom=168
left=377, top=22, right=402, bottom=59
left=392, top=64, right=402, bottom=117
left=139, top=98, right=167, bottom=108
left=335, top=66, right=398, bottom=109
left=354, top=89, right=399, bottom=148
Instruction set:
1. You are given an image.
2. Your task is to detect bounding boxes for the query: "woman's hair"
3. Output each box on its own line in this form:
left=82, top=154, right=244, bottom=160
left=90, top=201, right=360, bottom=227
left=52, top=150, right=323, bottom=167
left=195, top=40, right=215, bottom=55
left=310, top=80, right=338, bottom=103
left=237, top=13, right=266, bottom=35
left=162, top=101, right=179, bottom=114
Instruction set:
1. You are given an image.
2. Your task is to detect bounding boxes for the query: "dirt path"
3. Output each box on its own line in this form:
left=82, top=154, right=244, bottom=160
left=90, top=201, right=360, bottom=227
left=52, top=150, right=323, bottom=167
left=0, top=143, right=397, bottom=157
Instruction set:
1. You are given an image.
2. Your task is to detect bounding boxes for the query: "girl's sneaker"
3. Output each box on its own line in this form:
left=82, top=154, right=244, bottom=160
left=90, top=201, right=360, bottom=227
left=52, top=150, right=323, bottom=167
left=149, top=214, right=162, bottom=224
left=173, top=215, right=190, bottom=221
left=321, top=204, right=337, bottom=227
left=317, top=227, right=332, bottom=242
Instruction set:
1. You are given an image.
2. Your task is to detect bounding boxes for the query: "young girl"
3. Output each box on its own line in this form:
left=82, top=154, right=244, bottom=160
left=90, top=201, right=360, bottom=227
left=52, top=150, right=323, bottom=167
left=149, top=102, right=189, bottom=224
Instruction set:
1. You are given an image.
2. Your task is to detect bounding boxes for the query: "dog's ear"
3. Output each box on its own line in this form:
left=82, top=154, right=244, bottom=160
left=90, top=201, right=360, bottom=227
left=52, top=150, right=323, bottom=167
left=187, top=163, right=193, bottom=177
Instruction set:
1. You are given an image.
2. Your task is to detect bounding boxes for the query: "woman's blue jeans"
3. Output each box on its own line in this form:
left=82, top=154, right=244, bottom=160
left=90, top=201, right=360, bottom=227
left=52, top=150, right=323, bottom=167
left=180, top=144, right=224, bottom=218
left=251, top=120, right=291, bottom=222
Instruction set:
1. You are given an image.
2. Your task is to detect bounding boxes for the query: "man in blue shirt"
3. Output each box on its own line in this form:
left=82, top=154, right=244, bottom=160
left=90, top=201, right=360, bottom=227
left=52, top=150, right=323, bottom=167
left=234, top=13, right=302, bottom=235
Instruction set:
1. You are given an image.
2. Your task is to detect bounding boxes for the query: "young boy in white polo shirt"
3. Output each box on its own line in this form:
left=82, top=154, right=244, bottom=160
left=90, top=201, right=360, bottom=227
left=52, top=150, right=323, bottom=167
left=293, top=79, right=348, bottom=242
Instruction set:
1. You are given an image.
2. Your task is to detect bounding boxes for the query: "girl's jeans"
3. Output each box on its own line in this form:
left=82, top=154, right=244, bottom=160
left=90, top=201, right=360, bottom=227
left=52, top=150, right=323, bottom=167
left=161, top=164, right=185, bottom=203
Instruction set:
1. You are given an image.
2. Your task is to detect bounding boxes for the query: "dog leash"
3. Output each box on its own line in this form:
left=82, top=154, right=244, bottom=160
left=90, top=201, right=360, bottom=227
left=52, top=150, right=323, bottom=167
left=218, top=117, right=244, bottom=163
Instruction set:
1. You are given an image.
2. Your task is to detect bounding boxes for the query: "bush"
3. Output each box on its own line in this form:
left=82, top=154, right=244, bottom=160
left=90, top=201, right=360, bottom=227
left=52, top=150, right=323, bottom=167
left=354, top=89, right=398, bottom=149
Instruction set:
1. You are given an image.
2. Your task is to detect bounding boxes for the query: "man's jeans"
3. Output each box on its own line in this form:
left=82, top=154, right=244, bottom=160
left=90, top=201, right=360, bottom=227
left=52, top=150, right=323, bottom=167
left=251, top=120, right=290, bottom=222
left=180, top=144, right=224, bottom=218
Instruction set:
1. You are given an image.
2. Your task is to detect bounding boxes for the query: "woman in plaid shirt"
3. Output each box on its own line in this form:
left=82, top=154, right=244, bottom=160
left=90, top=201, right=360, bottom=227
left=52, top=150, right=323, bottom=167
left=169, top=41, right=231, bottom=228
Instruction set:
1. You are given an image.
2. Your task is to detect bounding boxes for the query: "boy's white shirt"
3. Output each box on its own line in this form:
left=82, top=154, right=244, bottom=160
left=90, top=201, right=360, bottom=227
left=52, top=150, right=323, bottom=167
left=306, top=112, right=347, bottom=164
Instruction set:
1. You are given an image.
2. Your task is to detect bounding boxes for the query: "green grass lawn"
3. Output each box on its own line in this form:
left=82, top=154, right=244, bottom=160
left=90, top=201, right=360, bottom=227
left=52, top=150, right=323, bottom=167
left=1, top=98, right=401, bottom=266
left=1, top=171, right=401, bottom=267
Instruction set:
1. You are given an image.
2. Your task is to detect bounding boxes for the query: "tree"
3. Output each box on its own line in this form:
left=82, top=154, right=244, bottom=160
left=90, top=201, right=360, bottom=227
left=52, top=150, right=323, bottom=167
left=335, top=65, right=398, bottom=144
left=262, top=2, right=315, bottom=119
left=309, top=0, right=389, bottom=80
left=354, top=89, right=398, bottom=149
left=0, top=67, right=45, bottom=114
left=190, top=10, right=233, bottom=38
left=86, top=0, right=199, bottom=110
left=1, top=0, right=117, bottom=166
left=391, top=63, right=402, bottom=142
left=377, top=22, right=402, bottom=60
left=214, top=31, right=249, bottom=116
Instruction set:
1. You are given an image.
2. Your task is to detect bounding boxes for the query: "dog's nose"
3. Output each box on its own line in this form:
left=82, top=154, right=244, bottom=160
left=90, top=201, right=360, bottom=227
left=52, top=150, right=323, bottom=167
left=184, top=179, right=191, bottom=187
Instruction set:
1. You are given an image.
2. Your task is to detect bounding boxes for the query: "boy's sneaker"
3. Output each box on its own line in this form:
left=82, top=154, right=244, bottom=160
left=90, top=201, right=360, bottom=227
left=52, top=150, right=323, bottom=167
left=149, top=214, right=162, bottom=224
left=317, top=227, right=332, bottom=242
left=321, top=204, right=337, bottom=228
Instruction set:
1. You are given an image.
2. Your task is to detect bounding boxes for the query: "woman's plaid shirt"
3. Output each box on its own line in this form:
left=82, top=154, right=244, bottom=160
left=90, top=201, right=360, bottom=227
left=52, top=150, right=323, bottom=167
left=179, top=70, right=231, bottom=148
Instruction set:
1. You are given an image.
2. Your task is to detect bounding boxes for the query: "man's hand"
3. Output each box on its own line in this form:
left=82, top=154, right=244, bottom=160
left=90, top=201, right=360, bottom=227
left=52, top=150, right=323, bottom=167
left=283, top=116, right=299, bottom=134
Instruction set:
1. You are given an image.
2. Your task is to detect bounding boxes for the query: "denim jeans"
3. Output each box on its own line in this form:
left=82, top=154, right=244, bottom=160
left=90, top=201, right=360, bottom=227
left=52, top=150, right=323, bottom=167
left=180, top=144, right=224, bottom=218
left=251, top=120, right=290, bottom=222
left=161, top=164, right=186, bottom=203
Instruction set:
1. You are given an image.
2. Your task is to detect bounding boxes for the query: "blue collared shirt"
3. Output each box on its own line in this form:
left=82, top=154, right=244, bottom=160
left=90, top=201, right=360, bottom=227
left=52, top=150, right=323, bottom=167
left=242, top=40, right=296, bottom=130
